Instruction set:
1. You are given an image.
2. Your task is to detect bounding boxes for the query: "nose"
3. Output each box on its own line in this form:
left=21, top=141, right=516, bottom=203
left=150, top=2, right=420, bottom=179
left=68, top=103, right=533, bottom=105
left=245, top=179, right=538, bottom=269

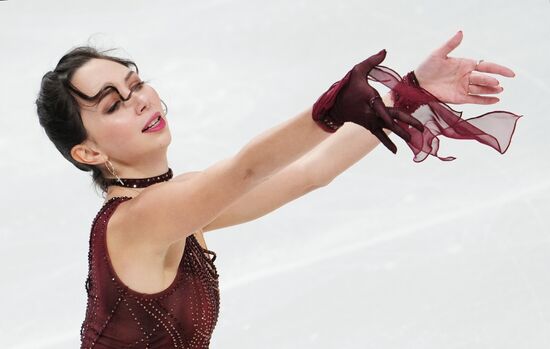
left=134, top=92, right=149, bottom=115
left=119, top=84, right=150, bottom=115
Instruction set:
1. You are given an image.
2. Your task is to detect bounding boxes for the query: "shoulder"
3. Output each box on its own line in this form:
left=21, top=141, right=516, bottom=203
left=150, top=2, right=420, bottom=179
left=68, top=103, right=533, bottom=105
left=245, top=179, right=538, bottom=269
left=106, top=170, right=201, bottom=216
left=109, top=171, right=208, bottom=251
left=172, top=170, right=201, bottom=183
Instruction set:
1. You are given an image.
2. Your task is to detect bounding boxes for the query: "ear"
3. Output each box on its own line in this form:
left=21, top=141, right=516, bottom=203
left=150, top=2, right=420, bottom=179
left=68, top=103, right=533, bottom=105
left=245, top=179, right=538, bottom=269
left=70, top=141, right=106, bottom=167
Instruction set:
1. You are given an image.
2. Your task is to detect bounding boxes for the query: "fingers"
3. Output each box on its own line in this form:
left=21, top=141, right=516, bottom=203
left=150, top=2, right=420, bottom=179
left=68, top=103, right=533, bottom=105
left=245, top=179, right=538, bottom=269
left=469, top=72, right=500, bottom=87
left=475, top=60, right=516, bottom=77
left=462, top=94, right=500, bottom=105
left=433, top=30, right=463, bottom=58
left=370, top=95, right=411, bottom=142
left=372, top=128, right=398, bottom=154
left=468, top=84, right=503, bottom=95
left=388, top=108, right=425, bottom=132
left=389, top=121, right=411, bottom=143
left=369, top=94, right=395, bottom=126
left=354, top=49, right=387, bottom=76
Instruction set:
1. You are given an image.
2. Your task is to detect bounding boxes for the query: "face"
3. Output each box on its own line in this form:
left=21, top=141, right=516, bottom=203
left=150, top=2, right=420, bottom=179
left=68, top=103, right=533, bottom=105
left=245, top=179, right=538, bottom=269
left=70, top=58, right=171, bottom=171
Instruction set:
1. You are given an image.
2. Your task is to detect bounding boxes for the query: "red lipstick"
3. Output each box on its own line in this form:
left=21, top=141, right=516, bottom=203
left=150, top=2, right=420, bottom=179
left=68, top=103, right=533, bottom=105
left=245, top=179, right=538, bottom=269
left=142, top=112, right=164, bottom=133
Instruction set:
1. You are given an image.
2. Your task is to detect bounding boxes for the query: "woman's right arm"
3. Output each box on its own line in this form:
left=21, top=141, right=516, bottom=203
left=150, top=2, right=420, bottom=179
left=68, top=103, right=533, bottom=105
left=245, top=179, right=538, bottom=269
left=120, top=106, right=333, bottom=251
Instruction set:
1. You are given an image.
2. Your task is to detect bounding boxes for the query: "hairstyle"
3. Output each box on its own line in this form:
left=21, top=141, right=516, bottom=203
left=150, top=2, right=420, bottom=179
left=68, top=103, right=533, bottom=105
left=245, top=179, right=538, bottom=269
left=35, top=46, right=139, bottom=197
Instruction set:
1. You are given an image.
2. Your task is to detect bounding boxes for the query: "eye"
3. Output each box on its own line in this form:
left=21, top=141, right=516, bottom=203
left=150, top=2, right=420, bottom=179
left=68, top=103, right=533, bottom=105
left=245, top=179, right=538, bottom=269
left=132, top=80, right=145, bottom=91
left=107, top=100, right=120, bottom=114
left=105, top=80, right=147, bottom=114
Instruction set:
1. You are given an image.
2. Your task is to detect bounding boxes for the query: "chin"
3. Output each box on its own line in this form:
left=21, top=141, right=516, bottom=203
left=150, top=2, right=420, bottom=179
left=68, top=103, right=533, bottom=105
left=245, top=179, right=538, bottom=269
left=165, top=129, right=172, bottom=144
left=159, top=130, right=172, bottom=148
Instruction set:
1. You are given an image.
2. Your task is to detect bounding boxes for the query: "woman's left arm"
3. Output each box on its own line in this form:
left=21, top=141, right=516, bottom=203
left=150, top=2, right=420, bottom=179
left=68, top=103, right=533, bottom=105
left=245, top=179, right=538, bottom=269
left=201, top=31, right=515, bottom=232
left=302, top=93, right=393, bottom=186
left=201, top=92, right=394, bottom=233
left=201, top=93, right=394, bottom=233
left=312, top=30, right=516, bottom=185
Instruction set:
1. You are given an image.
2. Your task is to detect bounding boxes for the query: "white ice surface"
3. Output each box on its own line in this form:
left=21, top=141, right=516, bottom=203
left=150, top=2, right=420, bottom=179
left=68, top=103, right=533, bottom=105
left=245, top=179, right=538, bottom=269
left=0, top=0, right=549, bottom=348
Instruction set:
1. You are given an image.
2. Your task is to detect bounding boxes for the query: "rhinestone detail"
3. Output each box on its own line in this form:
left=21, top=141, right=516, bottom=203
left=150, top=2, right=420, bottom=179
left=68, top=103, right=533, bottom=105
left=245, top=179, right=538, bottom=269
left=79, top=197, right=220, bottom=348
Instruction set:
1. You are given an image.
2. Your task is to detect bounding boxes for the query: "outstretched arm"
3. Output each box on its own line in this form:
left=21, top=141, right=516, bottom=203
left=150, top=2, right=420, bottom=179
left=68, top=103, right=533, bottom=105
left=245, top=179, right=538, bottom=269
left=302, top=92, right=393, bottom=187
left=310, top=30, right=515, bottom=184
left=201, top=92, right=394, bottom=233
left=201, top=31, right=515, bottom=232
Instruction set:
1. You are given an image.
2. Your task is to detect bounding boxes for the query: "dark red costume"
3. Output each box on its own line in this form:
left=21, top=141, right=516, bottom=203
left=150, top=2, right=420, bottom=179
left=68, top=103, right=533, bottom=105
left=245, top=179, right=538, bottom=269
left=80, top=196, right=220, bottom=349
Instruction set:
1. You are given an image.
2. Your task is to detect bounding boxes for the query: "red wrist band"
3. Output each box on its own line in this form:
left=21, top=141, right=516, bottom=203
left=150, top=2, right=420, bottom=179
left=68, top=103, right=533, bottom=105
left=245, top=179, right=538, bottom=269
left=368, top=65, right=523, bottom=162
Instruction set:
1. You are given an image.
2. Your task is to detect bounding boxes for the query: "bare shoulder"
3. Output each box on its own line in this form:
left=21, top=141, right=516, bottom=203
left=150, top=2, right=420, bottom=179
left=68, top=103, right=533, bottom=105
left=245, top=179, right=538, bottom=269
left=107, top=157, right=250, bottom=256
left=111, top=170, right=207, bottom=251
left=172, top=170, right=201, bottom=182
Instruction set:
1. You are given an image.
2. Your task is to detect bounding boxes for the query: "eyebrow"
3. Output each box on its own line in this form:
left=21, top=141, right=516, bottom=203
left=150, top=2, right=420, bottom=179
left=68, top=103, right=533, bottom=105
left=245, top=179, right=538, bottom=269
left=96, top=70, right=137, bottom=104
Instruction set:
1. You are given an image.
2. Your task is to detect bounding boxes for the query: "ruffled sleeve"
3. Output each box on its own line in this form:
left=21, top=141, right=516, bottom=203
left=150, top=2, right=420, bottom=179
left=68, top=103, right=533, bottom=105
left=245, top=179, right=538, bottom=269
left=367, top=65, right=523, bottom=162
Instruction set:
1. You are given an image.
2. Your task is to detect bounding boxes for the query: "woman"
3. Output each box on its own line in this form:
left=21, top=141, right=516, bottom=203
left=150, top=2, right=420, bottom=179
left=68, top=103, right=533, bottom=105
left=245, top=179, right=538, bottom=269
left=36, top=31, right=519, bottom=348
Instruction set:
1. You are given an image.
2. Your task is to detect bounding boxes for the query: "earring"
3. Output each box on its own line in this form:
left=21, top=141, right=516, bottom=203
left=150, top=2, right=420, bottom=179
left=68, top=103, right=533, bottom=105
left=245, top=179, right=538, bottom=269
left=105, top=160, right=125, bottom=186
left=160, top=99, right=168, bottom=116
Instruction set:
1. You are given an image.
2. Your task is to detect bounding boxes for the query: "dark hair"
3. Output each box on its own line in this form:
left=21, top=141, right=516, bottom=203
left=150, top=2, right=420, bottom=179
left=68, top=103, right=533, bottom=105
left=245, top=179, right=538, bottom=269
left=35, top=46, right=139, bottom=197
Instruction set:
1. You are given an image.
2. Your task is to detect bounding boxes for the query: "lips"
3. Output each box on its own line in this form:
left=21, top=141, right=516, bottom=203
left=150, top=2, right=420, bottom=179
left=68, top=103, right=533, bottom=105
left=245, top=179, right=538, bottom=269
left=142, top=112, right=162, bottom=132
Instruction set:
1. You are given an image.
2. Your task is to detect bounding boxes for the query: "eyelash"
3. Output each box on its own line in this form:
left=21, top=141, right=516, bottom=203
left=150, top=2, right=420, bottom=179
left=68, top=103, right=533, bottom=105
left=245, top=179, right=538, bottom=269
left=106, top=80, right=146, bottom=114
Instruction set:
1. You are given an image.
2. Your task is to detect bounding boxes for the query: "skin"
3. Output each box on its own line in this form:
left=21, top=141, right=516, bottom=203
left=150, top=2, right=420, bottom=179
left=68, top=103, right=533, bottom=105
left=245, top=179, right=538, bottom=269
left=69, top=58, right=172, bottom=201
left=414, top=30, right=515, bottom=104
left=69, top=59, right=215, bottom=294
left=199, top=31, right=517, bottom=232
left=69, top=31, right=514, bottom=211
left=67, top=31, right=515, bottom=294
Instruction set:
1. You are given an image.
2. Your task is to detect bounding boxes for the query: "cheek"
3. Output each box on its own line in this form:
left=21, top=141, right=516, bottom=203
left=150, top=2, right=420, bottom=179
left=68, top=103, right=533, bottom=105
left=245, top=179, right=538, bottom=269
left=106, top=119, right=139, bottom=142
left=95, top=117, right=141, bottom=154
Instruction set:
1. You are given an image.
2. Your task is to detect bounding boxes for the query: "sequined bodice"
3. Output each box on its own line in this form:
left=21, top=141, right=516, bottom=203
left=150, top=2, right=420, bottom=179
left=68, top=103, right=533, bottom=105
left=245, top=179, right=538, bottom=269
left=80, top=196, right=220, bottom=349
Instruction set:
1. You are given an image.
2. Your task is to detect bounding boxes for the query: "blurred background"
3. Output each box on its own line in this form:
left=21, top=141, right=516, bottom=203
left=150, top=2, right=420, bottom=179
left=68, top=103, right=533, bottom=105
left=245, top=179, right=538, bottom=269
left=1, top=0, right=549, bottom=348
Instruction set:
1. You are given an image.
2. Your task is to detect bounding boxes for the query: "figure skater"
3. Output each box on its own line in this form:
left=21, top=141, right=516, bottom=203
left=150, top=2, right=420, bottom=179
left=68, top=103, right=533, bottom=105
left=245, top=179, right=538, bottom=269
left=35, top=30, right=520, bottom=349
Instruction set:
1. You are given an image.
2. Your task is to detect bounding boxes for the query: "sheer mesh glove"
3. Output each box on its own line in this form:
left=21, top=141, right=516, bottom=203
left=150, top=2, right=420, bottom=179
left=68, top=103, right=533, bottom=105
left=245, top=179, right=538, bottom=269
left=312, top=49, right=425, bottom=154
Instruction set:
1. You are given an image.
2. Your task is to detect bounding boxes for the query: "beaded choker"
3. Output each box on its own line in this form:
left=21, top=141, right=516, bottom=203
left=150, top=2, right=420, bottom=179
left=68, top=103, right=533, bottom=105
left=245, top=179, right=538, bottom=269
left=106, top=168, right=173, bottom=188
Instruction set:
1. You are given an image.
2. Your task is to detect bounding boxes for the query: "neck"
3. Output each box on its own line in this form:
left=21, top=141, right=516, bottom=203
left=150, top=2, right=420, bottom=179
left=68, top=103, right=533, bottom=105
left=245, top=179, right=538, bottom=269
left=109, top=153, right=170, bottom=179
left=104, top=154, right=171, bottom=197
left=106, top=186, right=143, bottom=199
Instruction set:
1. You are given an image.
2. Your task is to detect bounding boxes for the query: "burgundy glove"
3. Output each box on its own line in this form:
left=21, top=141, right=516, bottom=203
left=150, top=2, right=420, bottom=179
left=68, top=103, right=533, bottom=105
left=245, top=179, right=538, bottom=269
left=312, top=49, right=425, bottom=154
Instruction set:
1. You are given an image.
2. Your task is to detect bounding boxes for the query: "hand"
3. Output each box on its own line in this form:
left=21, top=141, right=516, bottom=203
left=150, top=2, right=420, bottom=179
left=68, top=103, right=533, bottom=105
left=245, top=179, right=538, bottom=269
left=313, top=49, right=424, bottom=154
left=413, top=30, right=516, bottom=105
